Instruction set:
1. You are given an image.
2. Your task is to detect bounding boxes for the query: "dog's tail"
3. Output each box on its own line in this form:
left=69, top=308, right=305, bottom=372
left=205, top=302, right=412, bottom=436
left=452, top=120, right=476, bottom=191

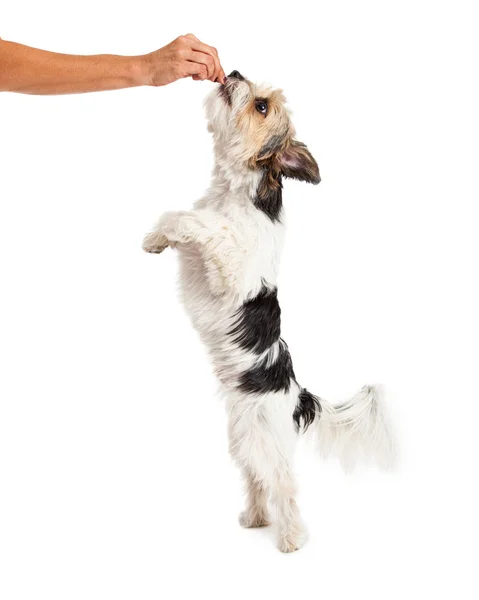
left=296, top=385, right=397, bottom=471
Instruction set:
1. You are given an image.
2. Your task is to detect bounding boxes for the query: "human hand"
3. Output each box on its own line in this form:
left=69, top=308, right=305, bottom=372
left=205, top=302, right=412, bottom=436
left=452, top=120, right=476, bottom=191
left=140, top=34, right=225, bottom=87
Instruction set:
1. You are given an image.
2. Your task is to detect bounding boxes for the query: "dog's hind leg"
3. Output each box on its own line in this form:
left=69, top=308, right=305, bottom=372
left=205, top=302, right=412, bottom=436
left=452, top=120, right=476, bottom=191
left=240, top=457, right=306, bottom=552
left=228, top=390, right=307, bottom=552
left=270, top=468, right=307, bottom=553
left=239, top=468, right=270, bottom=528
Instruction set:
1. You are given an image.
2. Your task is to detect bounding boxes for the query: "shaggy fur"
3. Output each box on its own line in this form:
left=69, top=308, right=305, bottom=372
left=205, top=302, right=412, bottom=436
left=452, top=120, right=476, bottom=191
left=143, top=71, right=397, bottom=553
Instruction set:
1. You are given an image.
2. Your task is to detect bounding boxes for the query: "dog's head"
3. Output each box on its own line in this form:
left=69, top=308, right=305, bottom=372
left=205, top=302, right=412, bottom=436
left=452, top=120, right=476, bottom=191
left=204, top=70, right=320, bottom=186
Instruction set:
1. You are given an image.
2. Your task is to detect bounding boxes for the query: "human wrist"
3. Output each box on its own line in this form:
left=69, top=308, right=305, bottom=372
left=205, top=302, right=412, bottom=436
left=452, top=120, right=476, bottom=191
left=128, top=54, right=152, bottom=87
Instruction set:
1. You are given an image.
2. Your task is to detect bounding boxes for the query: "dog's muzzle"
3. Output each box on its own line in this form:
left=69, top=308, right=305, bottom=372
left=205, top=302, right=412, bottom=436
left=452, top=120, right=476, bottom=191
left=219, top=70, right=245, bottom=105
left=228, top=70, right=245, bottom=81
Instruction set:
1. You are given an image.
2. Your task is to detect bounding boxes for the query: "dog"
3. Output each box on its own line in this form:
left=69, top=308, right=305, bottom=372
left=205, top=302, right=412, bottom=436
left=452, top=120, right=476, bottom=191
left=143, top=70, right=396, bottom=552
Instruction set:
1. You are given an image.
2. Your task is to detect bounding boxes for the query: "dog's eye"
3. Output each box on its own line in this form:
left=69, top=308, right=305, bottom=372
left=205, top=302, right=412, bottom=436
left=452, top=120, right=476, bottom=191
left=255, top=99, right=268, bottom=115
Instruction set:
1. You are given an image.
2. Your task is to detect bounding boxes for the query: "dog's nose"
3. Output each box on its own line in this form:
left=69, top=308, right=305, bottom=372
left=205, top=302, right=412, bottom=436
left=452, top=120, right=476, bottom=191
left=228, top=70, right=245, bottom=81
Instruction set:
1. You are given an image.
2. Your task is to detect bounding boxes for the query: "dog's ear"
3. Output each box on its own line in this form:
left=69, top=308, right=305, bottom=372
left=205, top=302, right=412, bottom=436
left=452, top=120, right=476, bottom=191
left=277, top=141, right=320, bottom=185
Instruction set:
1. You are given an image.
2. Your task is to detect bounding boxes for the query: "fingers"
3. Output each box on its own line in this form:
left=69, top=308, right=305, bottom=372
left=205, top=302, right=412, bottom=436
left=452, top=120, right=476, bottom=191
left=185, top=50, right=217, bottom=81
left=183, top=33, right=225, bottom=83
left=182, top=61, right=209, bottom=81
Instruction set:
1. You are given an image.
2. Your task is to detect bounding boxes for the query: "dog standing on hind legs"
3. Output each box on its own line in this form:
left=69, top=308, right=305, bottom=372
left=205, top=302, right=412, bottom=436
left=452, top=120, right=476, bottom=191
left=143, top=71, right=397, bottom=552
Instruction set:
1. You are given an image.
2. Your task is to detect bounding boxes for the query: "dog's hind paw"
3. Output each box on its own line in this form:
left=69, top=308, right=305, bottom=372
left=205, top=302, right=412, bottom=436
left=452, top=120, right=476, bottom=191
left=277, top=536, right=305, bottom=553
left=277, top=528, right=308, bottom=553
left=239, top=510, right=270, bottom=529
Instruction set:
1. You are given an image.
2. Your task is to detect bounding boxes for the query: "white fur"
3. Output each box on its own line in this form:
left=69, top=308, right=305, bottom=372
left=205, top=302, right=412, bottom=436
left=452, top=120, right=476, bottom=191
left=316, top=385, right=397, bottom=472
left=143, top=79, right=397, bottom=552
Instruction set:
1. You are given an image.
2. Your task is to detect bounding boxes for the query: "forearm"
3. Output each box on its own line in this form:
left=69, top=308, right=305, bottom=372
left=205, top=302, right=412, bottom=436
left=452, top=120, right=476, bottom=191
left=0, top=39, right=148, bottom=94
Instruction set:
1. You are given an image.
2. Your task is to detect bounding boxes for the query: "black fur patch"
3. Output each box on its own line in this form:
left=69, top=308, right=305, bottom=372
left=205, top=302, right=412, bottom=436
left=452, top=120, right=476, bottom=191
left=229, top=286, right=281, bottom=354
left=238, top=339, right=295, bottom=395
left=293, top=388, right=321, bottom=432
left=253, top=170, right=284, bottom=222
left=257, top=135, right=285, bottom=160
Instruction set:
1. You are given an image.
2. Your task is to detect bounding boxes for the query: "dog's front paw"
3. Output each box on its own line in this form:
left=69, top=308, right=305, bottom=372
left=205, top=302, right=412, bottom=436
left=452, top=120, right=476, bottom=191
left=142, top=231, right=170, bottom=254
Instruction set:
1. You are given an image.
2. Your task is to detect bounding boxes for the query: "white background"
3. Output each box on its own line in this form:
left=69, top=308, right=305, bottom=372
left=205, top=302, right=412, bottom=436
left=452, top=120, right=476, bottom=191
left=1, top=1, right=478, bottom=598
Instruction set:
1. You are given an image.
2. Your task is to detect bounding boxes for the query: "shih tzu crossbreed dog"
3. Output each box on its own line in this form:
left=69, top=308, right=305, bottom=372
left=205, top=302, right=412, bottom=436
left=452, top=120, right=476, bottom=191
left=143, top=71, right=396, bottom=553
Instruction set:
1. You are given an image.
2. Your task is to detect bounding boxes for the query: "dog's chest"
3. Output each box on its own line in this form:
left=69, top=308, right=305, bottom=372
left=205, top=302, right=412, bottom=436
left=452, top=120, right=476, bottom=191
left=241, top=216, right=284, bottom=288
left=178, top=211, right=284, bottom=333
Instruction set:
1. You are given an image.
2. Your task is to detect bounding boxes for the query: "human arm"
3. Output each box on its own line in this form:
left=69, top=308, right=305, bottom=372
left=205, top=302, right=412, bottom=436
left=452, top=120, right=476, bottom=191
left=0, top=34, right=225, bottom=95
